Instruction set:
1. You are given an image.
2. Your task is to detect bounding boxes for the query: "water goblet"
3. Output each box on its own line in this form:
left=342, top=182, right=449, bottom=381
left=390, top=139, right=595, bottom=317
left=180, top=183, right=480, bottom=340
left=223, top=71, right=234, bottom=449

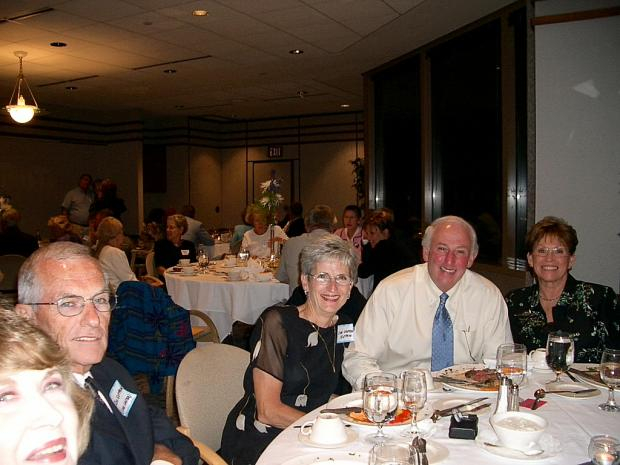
left=237, top=247, right=250, bottom=265
left=588, top=435, right=619, bottom=465
left=197, top=248, right=209, bottom=274
left=400, top=370, right=427, bottom=437
left=369, top=441, right=414, bottom=465
left=598, top=348, right=620, bottom=412
left=546, top=331, right=574, bottom=384
left=497, top=343, right=527, bottom=405
left=363, top=372, right=399, bottom=444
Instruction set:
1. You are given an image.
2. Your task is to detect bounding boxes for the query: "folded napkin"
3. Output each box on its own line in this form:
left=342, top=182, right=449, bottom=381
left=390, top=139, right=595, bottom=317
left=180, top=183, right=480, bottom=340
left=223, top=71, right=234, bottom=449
left=520, top=398, right=547, bottom=410
left=246, top=258, right=264, bottom=272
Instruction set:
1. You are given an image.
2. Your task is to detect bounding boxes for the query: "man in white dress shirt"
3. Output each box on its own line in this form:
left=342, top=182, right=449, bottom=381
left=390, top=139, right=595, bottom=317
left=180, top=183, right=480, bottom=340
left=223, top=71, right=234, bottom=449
left=342, top=215, right=512, bottom=389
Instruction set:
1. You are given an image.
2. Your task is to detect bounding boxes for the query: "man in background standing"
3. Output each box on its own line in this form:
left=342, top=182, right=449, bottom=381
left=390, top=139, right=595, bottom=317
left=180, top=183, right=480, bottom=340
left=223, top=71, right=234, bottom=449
left=61, top=173, right=93, bottom=233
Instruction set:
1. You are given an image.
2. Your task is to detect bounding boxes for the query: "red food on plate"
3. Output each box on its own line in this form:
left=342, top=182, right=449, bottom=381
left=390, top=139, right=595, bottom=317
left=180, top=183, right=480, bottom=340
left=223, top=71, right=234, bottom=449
left=348, top=409, right=412, bottom=425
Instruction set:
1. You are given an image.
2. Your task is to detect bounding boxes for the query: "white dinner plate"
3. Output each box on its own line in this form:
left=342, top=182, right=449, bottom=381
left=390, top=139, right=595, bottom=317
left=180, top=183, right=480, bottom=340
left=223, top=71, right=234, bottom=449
left=281, top=451, right=367, bottom=465
left=298, top=428, right=358, bottom=449
left=432, top=397, right=492, bottom=415
left=543, top=382, right=600, bottom=399
left=569, top=366, right=607, bottom=389
left=437, top=364, right=500, bottom=393
left=476, top=429, right=562, bottom=461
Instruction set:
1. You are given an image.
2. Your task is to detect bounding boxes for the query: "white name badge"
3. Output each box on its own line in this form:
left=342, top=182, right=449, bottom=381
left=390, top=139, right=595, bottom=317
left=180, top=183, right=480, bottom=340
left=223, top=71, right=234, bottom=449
left=337, top=323, right=354, bottom=344
left=109, top=380, right=137, bottom=417
left=181, top=249, right=190, bottom=255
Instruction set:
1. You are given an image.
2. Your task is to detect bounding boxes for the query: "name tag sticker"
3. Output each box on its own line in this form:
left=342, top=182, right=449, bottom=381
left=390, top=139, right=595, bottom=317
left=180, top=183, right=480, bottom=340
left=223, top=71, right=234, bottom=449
left=337, top=324, right=354, bottom=344
left=109, top=380, right=137, bottom=417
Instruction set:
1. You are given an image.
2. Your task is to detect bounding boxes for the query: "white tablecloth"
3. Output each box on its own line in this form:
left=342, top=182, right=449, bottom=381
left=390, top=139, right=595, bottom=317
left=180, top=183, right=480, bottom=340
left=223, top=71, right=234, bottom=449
left=165, top=268, right=289, bottom=340
left=257, top=366, right=620, bottom=465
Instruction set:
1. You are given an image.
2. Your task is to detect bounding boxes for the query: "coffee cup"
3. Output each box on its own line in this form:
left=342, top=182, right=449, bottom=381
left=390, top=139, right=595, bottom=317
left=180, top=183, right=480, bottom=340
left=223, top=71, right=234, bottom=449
left=419, top=368, right=435, bottom=391
left=228, top=269, right=248, bottom=281
left=179, top=259, right=191, bottom=267
left=300, top=413, right=348, bottom=445
left=255, top=271, right=273, bottom=282
left=181, top=266, right=195, bottom=275
left=529, top=348, right=549, bottom=370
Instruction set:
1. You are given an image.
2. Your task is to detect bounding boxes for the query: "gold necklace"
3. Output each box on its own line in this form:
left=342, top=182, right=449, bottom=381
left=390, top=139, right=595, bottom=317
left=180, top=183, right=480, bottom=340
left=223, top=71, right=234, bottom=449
left=311, top=323, right=337, bottom=373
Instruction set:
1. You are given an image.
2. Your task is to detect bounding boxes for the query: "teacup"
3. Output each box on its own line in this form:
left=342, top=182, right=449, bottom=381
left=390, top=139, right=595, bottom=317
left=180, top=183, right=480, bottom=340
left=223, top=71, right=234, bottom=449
left=179, top=259, right=191, bottom=267
left=228, top=269, right=249, bottom=281
left=529, top=348, right=549, bottom=370
left=181, top=266, right=195, bottom=275
left=224, top=255, right=237, bottom=267
left=255, top=271, right=273, bottom=282
left=300, top=413, right=348, bottom=445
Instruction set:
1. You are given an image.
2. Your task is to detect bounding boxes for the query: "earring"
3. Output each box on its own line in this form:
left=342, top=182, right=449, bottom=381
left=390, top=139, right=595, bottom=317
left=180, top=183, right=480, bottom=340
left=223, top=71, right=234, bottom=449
left=303, top=289, right=308, bottom=295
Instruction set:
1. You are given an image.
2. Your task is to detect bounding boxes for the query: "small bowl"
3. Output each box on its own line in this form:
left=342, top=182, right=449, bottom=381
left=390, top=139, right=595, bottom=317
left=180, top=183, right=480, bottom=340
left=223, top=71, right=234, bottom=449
left=256, top=271, right=273, bottom=282
left=490, top=411, right=547, bottom=451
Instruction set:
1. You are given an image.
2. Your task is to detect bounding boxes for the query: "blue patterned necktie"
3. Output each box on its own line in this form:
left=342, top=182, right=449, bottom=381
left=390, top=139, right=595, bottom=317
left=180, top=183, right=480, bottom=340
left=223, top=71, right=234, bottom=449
left=431, top=292, right=453, bottom=371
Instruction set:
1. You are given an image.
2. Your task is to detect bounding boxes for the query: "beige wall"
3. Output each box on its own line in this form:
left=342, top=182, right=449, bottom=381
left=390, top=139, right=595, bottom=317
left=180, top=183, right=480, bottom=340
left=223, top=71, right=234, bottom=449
left=0, top=136, right=141, bottom=236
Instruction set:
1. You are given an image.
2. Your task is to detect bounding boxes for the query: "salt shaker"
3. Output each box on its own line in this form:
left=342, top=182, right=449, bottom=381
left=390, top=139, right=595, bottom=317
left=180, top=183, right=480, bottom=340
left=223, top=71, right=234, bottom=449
left=509, top=384, right=520, bottom=411
left=494, top=376, right=513, bottom=415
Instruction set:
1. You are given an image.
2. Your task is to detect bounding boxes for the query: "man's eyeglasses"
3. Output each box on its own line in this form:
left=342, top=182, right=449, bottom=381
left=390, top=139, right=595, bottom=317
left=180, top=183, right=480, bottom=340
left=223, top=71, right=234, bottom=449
left=533, top=247, right=569, bottom=257
left=25, top=291, right=116, bottom=317
left=308, top=272, right=352, bottom=287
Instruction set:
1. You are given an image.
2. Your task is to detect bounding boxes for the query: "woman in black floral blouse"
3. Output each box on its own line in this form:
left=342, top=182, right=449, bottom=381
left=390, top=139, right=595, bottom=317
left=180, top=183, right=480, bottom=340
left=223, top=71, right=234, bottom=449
left=506, top=216, right=619, bottom=363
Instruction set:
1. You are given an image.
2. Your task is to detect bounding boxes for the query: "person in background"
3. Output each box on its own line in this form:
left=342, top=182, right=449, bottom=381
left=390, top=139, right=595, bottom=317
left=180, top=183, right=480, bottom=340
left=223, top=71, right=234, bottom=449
left=180, top=205, right=214, bottom=249
left=282, top=202, right=305, bottom=238
left=154, top=214, right=196, bottom=276
left=357, top=209, right=415, bottom=291
left=506, top=216, right=619, bottom=363
left=61, top=174, right=93, bottom=233
left=89, top=178, right=126, bottom=220
left=276, top=204, right=335, bottom=295
left=48, top=215, right=82, bottom=244
left=86, top=208, right=113, bottom=249
left=343, top=215, right=512, bottom=389
left=334, top=205, right=363, bottom=261
left=230, top=206, right=253, bottom=255
left=241, top=205, right=287, bottom=259
left=220, top=236, right=359, bottom=465
left=15, top=241, right=199, bottom=465
left=0, top=208, right=38, bottom=257
left=0, top=308, right=94, bottom=465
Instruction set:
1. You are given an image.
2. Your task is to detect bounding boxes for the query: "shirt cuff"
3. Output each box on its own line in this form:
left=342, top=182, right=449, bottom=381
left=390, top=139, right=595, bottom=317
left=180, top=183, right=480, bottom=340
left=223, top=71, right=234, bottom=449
left=151, top=460, right=174, bottom=465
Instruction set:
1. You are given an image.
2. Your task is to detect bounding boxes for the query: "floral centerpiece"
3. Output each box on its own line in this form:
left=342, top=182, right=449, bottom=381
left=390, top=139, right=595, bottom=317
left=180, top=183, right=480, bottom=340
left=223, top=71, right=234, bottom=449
left=258, top=173, right=284, bottom=224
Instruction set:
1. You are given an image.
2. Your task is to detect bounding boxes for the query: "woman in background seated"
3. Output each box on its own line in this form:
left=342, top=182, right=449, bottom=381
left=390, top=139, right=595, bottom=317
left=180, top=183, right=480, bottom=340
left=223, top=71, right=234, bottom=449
left=241, top=205, right=287, bottom=258
left=154, top=214, right=196, bottom=276
left=220, top=236, right=359, bottom=465
left=506, top=216, right=619, bottom=362
left=334, top=204, right=363, bottom=261
left=48, top=215, right=82, bottom=243
left=0, top=309, right=93, bottom=465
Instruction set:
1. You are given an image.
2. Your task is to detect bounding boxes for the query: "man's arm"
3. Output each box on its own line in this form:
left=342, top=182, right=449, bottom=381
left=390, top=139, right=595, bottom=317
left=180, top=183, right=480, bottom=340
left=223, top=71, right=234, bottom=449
left=150, top=405, right=200, bottom=465
left=196, top=224, right=215, bottom=246
left=480, top=286, right=513, bottom=359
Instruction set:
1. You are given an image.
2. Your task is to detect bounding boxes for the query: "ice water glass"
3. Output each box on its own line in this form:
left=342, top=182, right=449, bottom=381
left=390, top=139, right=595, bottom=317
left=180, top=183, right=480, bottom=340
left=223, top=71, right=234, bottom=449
left=369, top=441, right=414, bottom=465
left=546, top=331, right=574, bottom=384
left=363, top=372, right=398, bottom=444
left=589, top=435, right=619, bottom=465
left=400, top=370, right=427, bottom=437
left=599, top=348, right=620, bottom=412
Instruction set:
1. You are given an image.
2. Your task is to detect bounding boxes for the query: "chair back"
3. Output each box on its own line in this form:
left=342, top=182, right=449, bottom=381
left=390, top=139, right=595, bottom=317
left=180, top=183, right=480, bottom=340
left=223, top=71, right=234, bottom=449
left=190, top=309, right=220, bottom=343
left=176, top=343, right=249, bottom=451
left=0, top=254, right=26, bottom=293
left=145, top=251, right=156, bottom=276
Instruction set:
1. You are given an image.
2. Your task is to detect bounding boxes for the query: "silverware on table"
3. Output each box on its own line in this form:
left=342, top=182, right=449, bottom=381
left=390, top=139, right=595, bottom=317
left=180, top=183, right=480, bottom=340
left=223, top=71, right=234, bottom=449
left=431, top=396, right=489, bottom=422
left=415, top=436, right=429, bottom=465
left=565, top=370, right=579, bottom=383
left=543, top=388, right=597, bottom=395
left=319, top=406, right=362, bottom=415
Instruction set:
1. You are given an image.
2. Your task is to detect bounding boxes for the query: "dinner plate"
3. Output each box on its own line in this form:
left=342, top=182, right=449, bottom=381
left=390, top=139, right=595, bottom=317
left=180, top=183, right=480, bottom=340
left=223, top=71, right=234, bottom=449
left=325, top=393, right=430, bottom=427
left=476, top=429, right=562, bottom=461
left=281, top=451, right=367, bottom=465
left=437, top=364, right=500, bottom=393
left=298, top=429, right=358, bottom=449
left=544, top=382, right=600, bottom=398
left=432, top=397, right=492, bottom=415
left=569, top=366, right=607, bottom=389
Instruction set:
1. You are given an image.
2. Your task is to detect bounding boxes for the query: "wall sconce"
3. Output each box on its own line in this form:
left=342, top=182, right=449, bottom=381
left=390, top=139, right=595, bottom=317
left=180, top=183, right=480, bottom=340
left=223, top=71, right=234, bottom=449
left=5, top=51, right=39, bottom=123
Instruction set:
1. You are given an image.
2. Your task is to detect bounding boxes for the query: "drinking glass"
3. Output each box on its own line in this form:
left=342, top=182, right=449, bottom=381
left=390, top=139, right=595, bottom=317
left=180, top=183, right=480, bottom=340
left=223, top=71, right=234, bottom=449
left=237, top=247, right=250, bottom=265
left=197, top=248, right=209, bottom=274
left=496, top=343, right=527, bottom=386
left=369, top=441, right=414, bottom=465
left=363, top=372, right=398, bottom=444
left=400, top=370, right=427, bottom=437
left=598, top=348, right=620, bottom=412
left=588, top=435, right=620, bottom=465
left=546, top=331, right=574, bottom=384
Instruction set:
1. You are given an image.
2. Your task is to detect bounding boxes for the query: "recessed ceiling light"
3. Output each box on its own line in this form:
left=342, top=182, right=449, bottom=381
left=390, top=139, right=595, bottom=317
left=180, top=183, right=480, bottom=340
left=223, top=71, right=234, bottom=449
left=65, top=86, right=78, bottom=90
left=163, top=69, right=176, bottom=74
left=289, top=49, right=304, bottom=55
left=50, top=42, right=67, bottom=47
left=193, top=9, right=208, bottom=16
left=143, top=21, right=153, bottom=26
left=297, top=90, right=306, bottom=98
left=340, top=104, right=350, bottom=108
left=175, top=105, right=185, bottom=109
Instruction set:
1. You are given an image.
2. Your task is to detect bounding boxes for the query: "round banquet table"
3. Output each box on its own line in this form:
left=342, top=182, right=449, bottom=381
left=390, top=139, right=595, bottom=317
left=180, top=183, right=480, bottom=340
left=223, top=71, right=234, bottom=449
left=165, top=265, right=289, bottom=340
left=256, top=364, right=620, bottom=465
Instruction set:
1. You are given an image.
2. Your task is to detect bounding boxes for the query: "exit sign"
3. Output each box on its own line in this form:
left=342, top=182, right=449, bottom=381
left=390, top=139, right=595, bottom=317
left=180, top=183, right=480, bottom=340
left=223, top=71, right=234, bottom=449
left=267, top=145, right=283, bottom=158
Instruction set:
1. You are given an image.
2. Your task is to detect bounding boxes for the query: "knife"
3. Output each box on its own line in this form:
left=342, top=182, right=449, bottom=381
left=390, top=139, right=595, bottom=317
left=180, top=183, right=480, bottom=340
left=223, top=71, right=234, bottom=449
left=320, top=406, right=362, bottom=415
left=545, top=388, right=598, bottom=396
left=431, top=396, right=488, bottom=422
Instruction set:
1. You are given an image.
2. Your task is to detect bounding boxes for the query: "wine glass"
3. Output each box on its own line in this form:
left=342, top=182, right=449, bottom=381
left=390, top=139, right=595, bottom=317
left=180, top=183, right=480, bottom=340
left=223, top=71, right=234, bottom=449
left=363, top=372, right=398, bottom=444
left=588, top=435, right=619, bottom=464
left=369, top=441, right=414, bottom=465
left=400, top=370, right=427, bottom=437
left=546, top=331, right=574, bottom=384
left=197, top=248, right=209, bottom=274
left=598, top=348, right=620, bottom=412
left=237, top=247, right=250, bottom=265
left=496, top=343, right=527, bottom=386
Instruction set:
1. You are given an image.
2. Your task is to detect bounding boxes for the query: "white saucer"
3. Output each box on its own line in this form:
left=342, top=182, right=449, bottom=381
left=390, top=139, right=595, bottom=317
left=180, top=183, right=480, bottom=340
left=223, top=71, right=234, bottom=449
left=298, top=429, right=357, bottom=448
left=281, top=451, right=367, bottom=465
left=476, top=429, right=561, bottom=460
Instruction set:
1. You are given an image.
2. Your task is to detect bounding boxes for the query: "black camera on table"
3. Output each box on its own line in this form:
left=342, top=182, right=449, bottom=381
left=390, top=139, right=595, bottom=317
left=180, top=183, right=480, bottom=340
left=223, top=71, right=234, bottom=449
left=448, top=413, right=479, bottom=440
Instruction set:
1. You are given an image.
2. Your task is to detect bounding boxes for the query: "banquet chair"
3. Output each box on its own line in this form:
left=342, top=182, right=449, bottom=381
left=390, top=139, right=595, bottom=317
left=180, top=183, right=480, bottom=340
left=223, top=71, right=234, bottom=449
left=145, top=250, right=156, bottom=276
left=190, top=309, right=220, bottom=343
left=177, top=426, right=228, bottom=465
left=176, top=343, right=249, bottom=453
left=0, top=254, right=26, bottom=294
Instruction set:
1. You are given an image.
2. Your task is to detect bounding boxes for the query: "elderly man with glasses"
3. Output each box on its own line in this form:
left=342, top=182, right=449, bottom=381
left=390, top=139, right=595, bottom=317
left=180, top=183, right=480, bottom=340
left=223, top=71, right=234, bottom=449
left=342, top=215, right=512, bottom=390
left=16, top=242, right=199, bottom=465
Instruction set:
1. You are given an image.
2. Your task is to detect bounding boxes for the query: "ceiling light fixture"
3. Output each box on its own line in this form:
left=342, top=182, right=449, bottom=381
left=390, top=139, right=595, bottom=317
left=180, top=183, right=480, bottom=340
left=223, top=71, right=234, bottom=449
left=5, top=51, right=39, bottom=124
left=340, top=104, right=350, bottom=108
left=50, top=41, right=67, bottom=47
left=193, top=10, right=208, bottom=16
left=289, top=49, right=304, bottom=55
left=163, top=69, right=177, bottom=74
